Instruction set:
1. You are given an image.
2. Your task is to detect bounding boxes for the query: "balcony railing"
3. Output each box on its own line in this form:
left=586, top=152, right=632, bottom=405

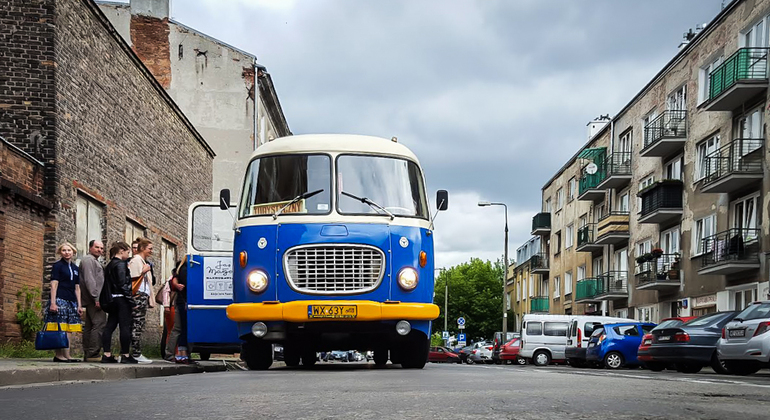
left=703, top=139, right=764, bottom=190
left=596, top=211, right=630, bottom=245
left=636, top=254, right=681, bottom=286
left=577, top=223, right=596, bottom=247
left=639, top=180, right=683, bottom=222
left=642, top=110, right=687, bottom=151
left=579, top=169, right=605, bottom=195
left=531, top=252, right=549, bottom=273
left=530, top=296, right=549, bottom=313
left=596, top=271, right=629, bottom=298
left=700, top=228, right=761, bottom=273
left=596, top=152, right=632, bottom=189
left=709, top=47, right=769, bottom=100
left=531, top=212, right=551, bottom=235
left=576, top=278, right=601, bottom=301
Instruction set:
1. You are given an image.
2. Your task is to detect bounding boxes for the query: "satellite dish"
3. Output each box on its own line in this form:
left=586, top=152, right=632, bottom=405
left=585, top=162, right=598, bottom=175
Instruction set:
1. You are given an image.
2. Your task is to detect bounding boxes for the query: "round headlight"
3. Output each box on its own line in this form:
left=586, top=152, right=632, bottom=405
left=397, top=267, right=419, bottom=291
left=247, top=270, right=269, bottom=293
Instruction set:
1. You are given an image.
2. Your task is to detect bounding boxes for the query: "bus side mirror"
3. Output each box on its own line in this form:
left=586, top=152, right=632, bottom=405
left=436, top=190, right=449, bottom=211
left=219, top=189, right=230, bottom=210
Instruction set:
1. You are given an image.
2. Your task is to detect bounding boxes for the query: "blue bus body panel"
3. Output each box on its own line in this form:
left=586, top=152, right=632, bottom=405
left=388, top=225, right=435, bottom=304
left=232, top=224, right=280, bottom=303
left=186, top=254, right=240, bottom=347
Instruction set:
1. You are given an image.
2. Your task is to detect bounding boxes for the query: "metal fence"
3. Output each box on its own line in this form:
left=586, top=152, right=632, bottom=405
left=701, top=228, right=761, bottom=268
left=709, top=47, right=769, bottom=100
left=704, top=138, right=764, bottom=185
left=642, top=110, right=687, bottom=150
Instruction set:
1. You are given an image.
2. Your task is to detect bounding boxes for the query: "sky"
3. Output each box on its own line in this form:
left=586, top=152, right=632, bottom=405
left=164, top=0, right=725, bottom=268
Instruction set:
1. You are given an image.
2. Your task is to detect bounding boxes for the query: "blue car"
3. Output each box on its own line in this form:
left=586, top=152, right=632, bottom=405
left=586, top=322, right=656, bottom=369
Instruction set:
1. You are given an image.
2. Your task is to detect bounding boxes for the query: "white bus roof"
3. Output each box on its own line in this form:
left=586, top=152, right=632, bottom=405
left=251, top=134, right=420, bottom=163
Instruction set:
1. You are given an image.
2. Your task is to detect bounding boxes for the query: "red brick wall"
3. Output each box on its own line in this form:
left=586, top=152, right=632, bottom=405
left=130, top=14, right=171, bottom=89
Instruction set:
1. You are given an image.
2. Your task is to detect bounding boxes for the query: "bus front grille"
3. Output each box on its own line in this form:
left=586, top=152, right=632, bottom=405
left=284, top=245, right=385, bottom=294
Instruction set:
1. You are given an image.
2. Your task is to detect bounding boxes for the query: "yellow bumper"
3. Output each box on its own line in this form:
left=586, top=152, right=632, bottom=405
left=227, top=300, right=439, bottom=323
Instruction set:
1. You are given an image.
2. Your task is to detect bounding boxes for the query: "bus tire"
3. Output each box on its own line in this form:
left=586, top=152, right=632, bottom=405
left=400, top=332, right=429, bottom=369
left=199, top=352, right=211, bottom=361
left=284, top=346, right=301, bottom=367
left=301, top=350, right=317, bottom=367
left=241, top=341, right=272, bottom=370
left=373, top=349, right=388, bottom=366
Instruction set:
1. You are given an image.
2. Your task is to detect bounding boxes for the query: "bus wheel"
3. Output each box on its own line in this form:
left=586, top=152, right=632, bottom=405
left=199, top=352, right=211, bottom=361
left=301, top=350, right=317, bottom=367
left=241, top=341, right=272, bottom=370
left=284, top=346, right=301, bottom=367
left=400, top=333, right=429, bottom=369
left=373, top=349, right=388, bottom=366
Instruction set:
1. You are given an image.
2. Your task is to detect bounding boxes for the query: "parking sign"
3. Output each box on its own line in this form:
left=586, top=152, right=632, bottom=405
left=458, top=333, right=466, bottom=342
left=442, top=331, right=449, bottom=339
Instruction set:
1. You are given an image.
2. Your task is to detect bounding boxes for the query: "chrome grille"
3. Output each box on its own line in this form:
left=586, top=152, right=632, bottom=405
left=285, top=245, right=385, bottom=294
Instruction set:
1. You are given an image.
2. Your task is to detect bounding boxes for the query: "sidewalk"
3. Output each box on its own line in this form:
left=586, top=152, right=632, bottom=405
left=0, top=358, right=230, bottom=387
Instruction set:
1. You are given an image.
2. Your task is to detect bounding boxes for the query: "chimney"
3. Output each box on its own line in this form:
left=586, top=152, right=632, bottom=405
left=586, top=114, right=611, bottom=140
left=130, top=0, right=170, bottom=20
left=678, top=23, right=706, bottom=50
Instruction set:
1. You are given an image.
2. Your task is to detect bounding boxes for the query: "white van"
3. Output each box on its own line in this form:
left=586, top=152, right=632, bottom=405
left=564, top=315, right=631, bottom=368
left=519, top=314, right=572, bottom=366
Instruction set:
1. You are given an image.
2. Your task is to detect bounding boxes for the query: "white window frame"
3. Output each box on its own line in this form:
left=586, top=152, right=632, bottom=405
left=568, top=177, right=576, bottom=201
left=692, top=214, right=717, bottom=256
left=618, top=191, right=630, bottom=213
left=730, top=192, right=760, bottom=242
left=618, top=130, right=632, bottom=153
left=592, top=257, right=603, bottom=277
left=544, top=198, right=552, bottom=213
left=553, top=277, right=560, bottom=299
left=741, top=15, right=770, bottom=48
left=642, top=110, right=658, bottom=147
left=556, top=188, right=564, bottom=210
left=528, top=275, right=533, bottom=298
left=517, top=283, right=521, bottom=302
left=698, top=54, right=723, bottom=105
left=76, top=194, right=103, bottom=262
left=507, top=292, right=512, bottom=310
left=695, top=135, right=720, bottom=181
left=660, top=225, right=681, bottom=255
left=541, top=278, right=549, bottom=298
left=125, top=219, right=146, bottom=250
left=565, top=271, right=573, bottom=295
left=637, top=175, right=654, bottom=213
left=727, top=282, right=759, bottom=311
left=665, top=155, right=683, bottom=181
left=667, top=85, right=686, bottom=111
left=565, top=224, right=574, bottom=249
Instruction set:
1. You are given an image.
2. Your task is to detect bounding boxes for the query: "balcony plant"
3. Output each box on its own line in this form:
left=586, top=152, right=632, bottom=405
left=643, top=252, right=654, bottom=262
left=636, top=255, right=647, bottom=265
left=651, top=248, right=664, bottom=258
left=668, top=253, right=681, bottom=280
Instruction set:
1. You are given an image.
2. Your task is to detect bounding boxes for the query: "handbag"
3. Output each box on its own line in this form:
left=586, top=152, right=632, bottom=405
left=155, top=281, right=167, bottom=305
left=35, top=319, right=69, bottom=350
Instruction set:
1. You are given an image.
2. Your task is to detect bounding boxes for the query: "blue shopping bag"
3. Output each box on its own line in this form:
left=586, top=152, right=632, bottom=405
left=35, top=321, right=69, bottom=350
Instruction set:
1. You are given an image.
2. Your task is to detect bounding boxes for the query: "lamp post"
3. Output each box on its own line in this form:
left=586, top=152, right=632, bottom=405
left=435, top=267, right=447, bottom=341
left=478, top=201, right=508, bottom=339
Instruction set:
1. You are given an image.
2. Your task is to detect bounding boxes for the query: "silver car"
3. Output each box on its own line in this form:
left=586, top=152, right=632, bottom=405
left=717, top=300, right=770, bottom=375
left=468, top=341, right=494, bottom=364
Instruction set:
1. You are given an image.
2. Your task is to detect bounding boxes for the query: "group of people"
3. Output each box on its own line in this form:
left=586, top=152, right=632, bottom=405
left=44, top=238, right=191, bottom=364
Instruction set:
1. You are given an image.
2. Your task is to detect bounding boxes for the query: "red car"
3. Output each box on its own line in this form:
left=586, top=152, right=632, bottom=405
left=638, top=316, right=698, bottom=365
left=428, top=346, right=462, bottom=363
left=499, top=338, right=526, bottom=365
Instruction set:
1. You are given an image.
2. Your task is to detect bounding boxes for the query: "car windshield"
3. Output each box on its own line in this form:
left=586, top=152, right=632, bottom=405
left=734, top=303, right=770, bottom=322
left=239, top=154, right=332, bottom=218
left=590, top=327, right=604, bottom=338
left=336, top=155, right=428, bottom=218
left=683, top=312, right=729, bottom=327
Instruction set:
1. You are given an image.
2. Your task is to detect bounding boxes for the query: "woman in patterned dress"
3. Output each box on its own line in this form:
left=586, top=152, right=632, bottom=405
left=46, top=242, right=84, bottom=362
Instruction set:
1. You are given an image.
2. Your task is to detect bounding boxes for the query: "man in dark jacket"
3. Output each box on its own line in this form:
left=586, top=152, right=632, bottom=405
left=101, top=242, right=138, bottom=364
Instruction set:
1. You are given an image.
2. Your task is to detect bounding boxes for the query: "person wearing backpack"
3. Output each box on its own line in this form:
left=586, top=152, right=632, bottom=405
left=101, top=241, right=137, bottom=364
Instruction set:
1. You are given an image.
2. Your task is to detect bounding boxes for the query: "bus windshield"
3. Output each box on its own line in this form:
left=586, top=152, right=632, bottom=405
left=239, top=154, right=332, bottom=219
left=336, top=155, right=428, bottom=218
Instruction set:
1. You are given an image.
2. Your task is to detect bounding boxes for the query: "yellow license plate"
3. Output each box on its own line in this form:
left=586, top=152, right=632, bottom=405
left=308, top=305, right=358, bottom=319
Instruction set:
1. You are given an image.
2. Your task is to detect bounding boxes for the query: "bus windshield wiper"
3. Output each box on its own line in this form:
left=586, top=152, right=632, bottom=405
left=272, top=189, right=324, bottom=219
left=341, top=191, right=394, bottom=220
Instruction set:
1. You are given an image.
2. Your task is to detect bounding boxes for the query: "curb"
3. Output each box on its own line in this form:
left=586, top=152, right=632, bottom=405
left=0, top=360, right=228, bottom=387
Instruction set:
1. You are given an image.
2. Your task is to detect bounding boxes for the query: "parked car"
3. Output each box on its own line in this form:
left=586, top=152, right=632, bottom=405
left=491, top=331, right=520, bottom=364
left=274, top=344, right=284, bottom=361
left=429, top=346, right=462, bottom=363
left=519, top=314, right=571, bottom=366
left=499, top=338, right=526, bottom=365
left=565, top=316, right=631, bottom=368
left=456, top=345, right=474, bottom=364
left=329, top=350, right=349, bottom=362
left=636, top=316, right=700, bottom=371
left=586, top=322, right=656, bottom=369
left=468, top=341, right=494, bottom=364
left=718, top=301, right=770, bottom=376
left=644, top=311, right=738, bottom=374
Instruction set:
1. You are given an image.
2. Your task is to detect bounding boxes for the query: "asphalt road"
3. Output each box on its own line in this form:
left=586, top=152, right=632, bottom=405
left=3, top=361, right=770, bottom=419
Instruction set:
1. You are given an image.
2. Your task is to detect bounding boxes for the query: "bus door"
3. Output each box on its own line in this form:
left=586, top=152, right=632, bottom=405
left=185, top=202, right=241, bottom=356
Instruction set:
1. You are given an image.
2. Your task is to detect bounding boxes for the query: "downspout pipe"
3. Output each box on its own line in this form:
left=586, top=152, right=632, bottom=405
left=253, top=60, right=267, bottom=149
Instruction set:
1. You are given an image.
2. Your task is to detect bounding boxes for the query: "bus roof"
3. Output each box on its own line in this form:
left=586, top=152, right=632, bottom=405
left=251, top=134, right=421, bottom=163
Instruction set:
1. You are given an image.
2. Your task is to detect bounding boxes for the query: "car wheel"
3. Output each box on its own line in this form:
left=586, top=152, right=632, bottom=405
left=674, top=363, right=702, bottom=374
left=533, top=351, right=551, bottom=367
left=516, top=356, right=527, bottom=366
left=603, top=352, right=624, bottom=370
left=723, top=360, right=762, bottom=376
left=466, top=358, right=475, bottom=365
left=645, top=362, right=666, bottom=372
left=710, top=353, right=730, bottom=375
left=495, top=359, right=503, bottom=365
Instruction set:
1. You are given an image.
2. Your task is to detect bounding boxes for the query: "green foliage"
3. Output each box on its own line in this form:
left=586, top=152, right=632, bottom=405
left=16, top=287, right=43, bottom=341
left=434, top=258, right=504, bottom=341
left=430, top=332, right=443, bottom=347
left=0, top=340, right=54, bottom=359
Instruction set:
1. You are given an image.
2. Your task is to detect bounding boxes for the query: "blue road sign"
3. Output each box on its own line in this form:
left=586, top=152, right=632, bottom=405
left=458, top=333, right=466, bottom=342
left=457, top=317, right=466, bottom=326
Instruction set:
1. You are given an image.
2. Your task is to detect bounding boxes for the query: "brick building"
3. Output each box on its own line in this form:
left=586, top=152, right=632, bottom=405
left=0, top=0, right=214, bottom=341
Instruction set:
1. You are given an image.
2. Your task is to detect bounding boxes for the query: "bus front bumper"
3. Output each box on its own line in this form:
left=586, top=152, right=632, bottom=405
left=227, top=300, right=439, bottom=323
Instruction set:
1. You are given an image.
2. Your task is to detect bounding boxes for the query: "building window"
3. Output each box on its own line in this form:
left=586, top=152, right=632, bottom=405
left=696, top=135, right=720, bottom=181
left=507, top=292, right=512, bottom=310
left=554, top=231, right=562, bottom=254
left=660, top=226, right=681, bottom=255
left=594, top=204, right=605, bottom=223
left=731, top=193, right=760, bottom=242
left=554, top=277, right=560, bottom=299
left=593, top=256, right=603, bottom=277
left=692, top=214, right=717, bottom=255
left=564, top=271, right=573, bottom=295
left=544, top=198, right=552, bottom=213
left=541, top=278, right=549, bottom=297
left=618, top=129, right=632, bottom=154
left=742, top=15, right=770, bottom=48
left=76, top=194, right=103, bottom=261
left=556, top=188, right=564, bottom=210
left=730, top=286, right=757, bottom=311
left=642, top=110, right=658, bottom=146
left=665, top=156, right=683, bottom=181
left=565, top=224, right=573, bottom=249
left=667, top=85, right=686, bottom=111
left=699, top=55, right=723, bottom=104
left=617, top=191, right=630, bottom=213
left=528, top=275, right=534, bottom=298
left=636, top=240, right=652, bottom=259
left=516, top=283, right=521, bottom=302
left=568, top=177, right=576, bottom=201
left=125, top=219, right=146, bottom=250
left=160, top=240, right=177, bottom=284
left=637, top=175, right=654, bottom=212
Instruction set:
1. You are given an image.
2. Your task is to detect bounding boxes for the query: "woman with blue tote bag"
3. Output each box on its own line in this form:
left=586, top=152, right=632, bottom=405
left=42, top=242, right=84, bottom=362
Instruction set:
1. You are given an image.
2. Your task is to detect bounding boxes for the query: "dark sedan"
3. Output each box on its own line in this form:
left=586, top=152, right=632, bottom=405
left=645, top=311, right=738, bottom=374
left=456, top=345, right=474, bottom=364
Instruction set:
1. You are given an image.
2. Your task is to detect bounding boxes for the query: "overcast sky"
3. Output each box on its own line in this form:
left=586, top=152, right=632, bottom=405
left=167, top=0, right=724, bottom=268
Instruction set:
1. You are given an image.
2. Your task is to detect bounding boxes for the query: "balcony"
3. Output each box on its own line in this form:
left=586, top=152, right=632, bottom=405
left=531, top=212, right=551, bottom=236
left=578, top=171, right=606, bottom=202
left=596, top=152, right=632, bottom=190
left=595, top=212, right=630, bottom=246
left=595, top=271, right=629, bottom=300
left=636, top=254, right=682, bottom=290
left=576, top=223, right=603, bottom=253
left=641, top=110, right=687, bottom=157
left=531, top=253, right=549, bottom=275
left=698, top=228, right=761, bottom=275
left=638, top=180, right=683, bottom=225
left=575, top=278, right=602, bottom=303
left=702, top=138, right=764, bottom=193
left=704, top=47, right=769, bottom=112
left=530, top=296, right=549, bottom=313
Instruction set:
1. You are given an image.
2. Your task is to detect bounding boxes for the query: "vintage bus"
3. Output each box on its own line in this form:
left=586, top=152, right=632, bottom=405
left=221, top=134, right=447, bottom=369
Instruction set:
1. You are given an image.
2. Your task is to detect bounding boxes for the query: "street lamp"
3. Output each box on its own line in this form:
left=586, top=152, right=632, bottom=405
left=478, top=201, right=509, bottom=339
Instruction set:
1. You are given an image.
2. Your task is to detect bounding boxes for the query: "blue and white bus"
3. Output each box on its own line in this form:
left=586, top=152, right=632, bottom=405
left=221, top=134, right=447, bottom=369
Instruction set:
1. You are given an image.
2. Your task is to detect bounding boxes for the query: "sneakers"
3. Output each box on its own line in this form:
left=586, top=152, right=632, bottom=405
left=135, top=354, right=152, bottom=364
left=119, top=355, right=139, bottom=364
left=101, top=355, right=118, bottom=364
left=175, top=356, right=191, bottom=365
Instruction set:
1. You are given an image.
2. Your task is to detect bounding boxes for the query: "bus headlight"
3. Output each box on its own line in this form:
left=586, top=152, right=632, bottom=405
left=397, top=267, right=418, bottom=291
left=247, top=270, right=269, bottom=293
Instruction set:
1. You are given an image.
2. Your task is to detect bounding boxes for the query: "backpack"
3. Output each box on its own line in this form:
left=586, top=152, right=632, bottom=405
left=99, top=266, right=114, bottom=310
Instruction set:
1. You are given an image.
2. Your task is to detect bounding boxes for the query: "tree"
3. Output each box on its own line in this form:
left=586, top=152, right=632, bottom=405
left=434, top=258, right=504, bottom=341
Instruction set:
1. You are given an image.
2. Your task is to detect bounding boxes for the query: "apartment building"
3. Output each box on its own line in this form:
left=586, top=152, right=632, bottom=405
left=531, top=0, right=770, bottom=323
left=510, top=236, right=541, bottom=331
